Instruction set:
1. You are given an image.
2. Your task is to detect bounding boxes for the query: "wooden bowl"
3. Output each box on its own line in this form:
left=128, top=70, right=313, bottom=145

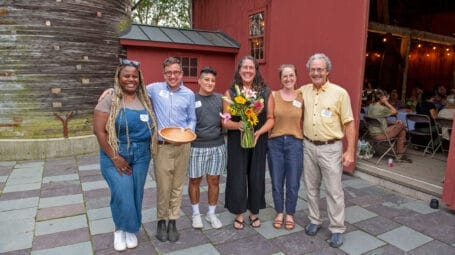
left=159, top=126, right=197, bottom=144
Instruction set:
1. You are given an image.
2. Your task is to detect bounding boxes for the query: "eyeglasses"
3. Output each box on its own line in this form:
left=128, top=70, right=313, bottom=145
left=120, top=59, right=140, bottom=68
left=163, top=70, right=182, bottom=77
left=309, top=68, right=326, bottom=73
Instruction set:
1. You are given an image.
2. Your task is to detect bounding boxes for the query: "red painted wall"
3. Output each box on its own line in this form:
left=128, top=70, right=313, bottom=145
left=121, top=43, right=237, bottom=94
left=442, top=117, right=455, bottom=210
left=193, top=0, right=370, bottom=172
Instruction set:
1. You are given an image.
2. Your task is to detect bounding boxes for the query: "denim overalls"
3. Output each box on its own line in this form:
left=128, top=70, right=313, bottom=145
left=100, top=108, right=153, bottom=233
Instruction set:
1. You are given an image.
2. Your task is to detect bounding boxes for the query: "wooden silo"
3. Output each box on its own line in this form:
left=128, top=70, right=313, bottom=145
left=0, top=0, right=131, bottom=138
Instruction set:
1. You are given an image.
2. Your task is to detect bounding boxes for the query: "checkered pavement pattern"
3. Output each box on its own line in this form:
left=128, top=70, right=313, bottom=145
left=1, top=153, right=455, bottom=254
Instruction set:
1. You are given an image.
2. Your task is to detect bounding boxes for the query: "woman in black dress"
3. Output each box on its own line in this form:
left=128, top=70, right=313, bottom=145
left=221, top=56, right=275, bottom=229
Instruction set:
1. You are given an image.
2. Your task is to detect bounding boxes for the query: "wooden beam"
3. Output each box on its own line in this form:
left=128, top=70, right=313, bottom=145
left=369, top=22, right=455, bottom=45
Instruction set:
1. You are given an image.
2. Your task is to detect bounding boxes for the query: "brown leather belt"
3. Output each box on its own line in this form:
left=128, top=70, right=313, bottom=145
left=158, top=140, right=172, bottom=145
left=304, top=136, right=340, bottom=146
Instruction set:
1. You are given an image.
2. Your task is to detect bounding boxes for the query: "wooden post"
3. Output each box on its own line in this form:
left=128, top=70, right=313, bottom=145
left=54, top=111, right=73, bottom=138
left=400, top=36, right=411, bottom=104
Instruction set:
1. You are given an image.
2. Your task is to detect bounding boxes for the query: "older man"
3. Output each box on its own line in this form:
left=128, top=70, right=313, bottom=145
left=300, top=53, right=356, bottom=248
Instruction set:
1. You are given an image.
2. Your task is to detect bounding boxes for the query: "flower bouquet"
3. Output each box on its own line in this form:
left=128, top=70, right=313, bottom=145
left=220, top=84, right=264, bottom=148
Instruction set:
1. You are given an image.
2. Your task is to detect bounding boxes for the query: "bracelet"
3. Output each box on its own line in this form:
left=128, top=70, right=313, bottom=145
left=111, top=155, right=118, bottom=160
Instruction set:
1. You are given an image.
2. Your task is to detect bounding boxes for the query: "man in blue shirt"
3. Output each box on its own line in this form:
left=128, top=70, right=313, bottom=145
left=148, top=57, right=196, bottom=242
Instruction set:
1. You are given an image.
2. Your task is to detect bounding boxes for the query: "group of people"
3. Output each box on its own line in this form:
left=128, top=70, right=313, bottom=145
left=93, top=53, right=356, bottom=251
left=364, top=80, right=455, bottom=159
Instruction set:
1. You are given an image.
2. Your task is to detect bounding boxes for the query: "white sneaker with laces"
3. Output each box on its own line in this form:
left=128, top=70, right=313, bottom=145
left=206, top=213, right=222, bottom=229
left=125, top=232, right=138, bottom=249
left=192, top=214, right=204, bottom=229
left=114, top=230, right=126, bottom=251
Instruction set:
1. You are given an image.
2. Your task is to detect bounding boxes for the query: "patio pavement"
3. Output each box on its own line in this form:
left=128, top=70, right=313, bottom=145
left=1, top=153, right=455, bottom=254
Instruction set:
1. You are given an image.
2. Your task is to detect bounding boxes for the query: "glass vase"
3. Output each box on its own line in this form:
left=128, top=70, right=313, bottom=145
left=240, top=125, right=255, bottom=148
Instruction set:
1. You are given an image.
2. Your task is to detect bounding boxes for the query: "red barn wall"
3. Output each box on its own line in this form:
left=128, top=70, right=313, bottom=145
left=193, top=0, right=370, bottom=172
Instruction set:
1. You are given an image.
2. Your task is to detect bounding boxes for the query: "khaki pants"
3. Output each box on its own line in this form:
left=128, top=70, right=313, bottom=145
left=303, top=140, right=346, bottom=233
left=154, top=143, right=190, bottom=220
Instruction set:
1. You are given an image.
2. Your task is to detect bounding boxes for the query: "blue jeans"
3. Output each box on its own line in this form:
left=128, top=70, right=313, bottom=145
left=267, top=136, right=303, bottom=215
left=100, top=141, right=151, bottom=233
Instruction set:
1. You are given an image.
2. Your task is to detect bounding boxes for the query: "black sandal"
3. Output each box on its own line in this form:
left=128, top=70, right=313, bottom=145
left=233, top=218, right=245, bottom=230
left=249, top=216, right=261, bottom=228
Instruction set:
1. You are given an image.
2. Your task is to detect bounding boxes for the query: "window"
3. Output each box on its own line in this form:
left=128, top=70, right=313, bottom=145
left=175, top=56, right=198, bottom=77
left=249, top=11, right=265, bottom=60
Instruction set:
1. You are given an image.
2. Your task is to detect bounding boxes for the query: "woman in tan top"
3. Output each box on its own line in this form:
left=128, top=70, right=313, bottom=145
left=267, top=64, right=304, bottom=230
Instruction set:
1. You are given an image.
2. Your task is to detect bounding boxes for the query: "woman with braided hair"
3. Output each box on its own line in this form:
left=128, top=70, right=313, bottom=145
left=94, top=59, right=157, bottom=251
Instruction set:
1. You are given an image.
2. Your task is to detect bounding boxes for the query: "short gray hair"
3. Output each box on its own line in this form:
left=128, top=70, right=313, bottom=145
left=306, top=53, right=332, bottom=71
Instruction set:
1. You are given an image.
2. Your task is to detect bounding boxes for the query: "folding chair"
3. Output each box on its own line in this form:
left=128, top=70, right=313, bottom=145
left=359, top=108, right=369, bottom=140
left=434, top=117, right=453, bottom=155
left=363, top=116, right=398, bottom=165
left=406, top=113, right=438, bottom=156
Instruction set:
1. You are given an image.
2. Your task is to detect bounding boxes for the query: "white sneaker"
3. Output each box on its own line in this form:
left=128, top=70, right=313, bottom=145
left=192, top=214, right=204, bottom=229
left=114, top=230, right=126, bottom=251
left=206, top=213, right=222, bottom=229
left=125, top=232, right=138, bottom=249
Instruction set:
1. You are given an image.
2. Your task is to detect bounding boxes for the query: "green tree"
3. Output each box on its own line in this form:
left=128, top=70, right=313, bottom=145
left=131, top=0, right=191, bottom=28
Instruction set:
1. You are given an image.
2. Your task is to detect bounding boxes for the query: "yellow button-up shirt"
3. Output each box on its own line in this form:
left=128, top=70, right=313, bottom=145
left=300, top=81, right=354, bottom=141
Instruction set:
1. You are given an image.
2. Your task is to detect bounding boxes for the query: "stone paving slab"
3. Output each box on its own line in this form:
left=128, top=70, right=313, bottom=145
left=0, top=196, right=39, bottom=211
left=167, top=243, right=220, bottom=255
left=35, top=215, right=88, bottom=236
left=0, top=207, right=37, bottom=221
left=344, top=205, right=378, bottom=224
left=400, top=200, right=439, bottom=214
left=38, top=194, right=84, bottom=208
left=30, top=241, right=92, bottom=255
left=40, top=180, right=82, bottom=198
left=353, top=216, right=401, bottom=236
left=0, top=189, right=41, bottom=200
left=81, top=180, right=109, bottom=191
left=32, top=227, right=90, bottom=250
left=0, top=218, right=35, bottom=253
left=1, top=153, right=455, bottom=254
left=3, top=182, right=42, bottom=193
left=89, top=217, right=115, bottom=235
left=36, top=203, right=86, bottom=221
left=42, top=173, right=79, bottom=183
left=377, top=226, right=433, bottom=251
left=340, top=230, right=385, bottom=255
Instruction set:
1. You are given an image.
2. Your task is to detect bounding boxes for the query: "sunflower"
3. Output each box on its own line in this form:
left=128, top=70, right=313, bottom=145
left=227, top=105, right=238, bottom=115
left=234, top=95, right=247, bottom=105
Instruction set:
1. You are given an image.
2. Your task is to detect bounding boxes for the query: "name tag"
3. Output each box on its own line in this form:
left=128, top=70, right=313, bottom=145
left=140, top=114, right=149, bottom=122
left=321, top=109, right=332, bottom=117
left=292, top=100, right=302, bottom=108
left=195, top=100, right=202, bottom=108
left=159, top=89, right=169, bottom=98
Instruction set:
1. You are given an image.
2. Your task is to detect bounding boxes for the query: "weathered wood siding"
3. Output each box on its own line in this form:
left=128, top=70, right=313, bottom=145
left=0, top=0, right=131, bottom=138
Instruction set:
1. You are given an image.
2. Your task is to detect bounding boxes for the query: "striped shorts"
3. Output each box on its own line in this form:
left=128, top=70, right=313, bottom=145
left=188, top=144, right=227, bottom=178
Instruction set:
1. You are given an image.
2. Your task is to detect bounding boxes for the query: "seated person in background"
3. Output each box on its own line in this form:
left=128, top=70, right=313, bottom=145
left=389, top=89, right=401, bottom=110
left=437, top=94, right=455, bottom=140
left=433, top=84, right=447, bottom=110
left=413, top=90, right=439, bottom=148
left=416, top=90, right=438, bottom=131
left=405, top=87, right=422, bottom=111
left=367, top=89, right=412, bottom=163
left=362, top=79, right=374, bottom=106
